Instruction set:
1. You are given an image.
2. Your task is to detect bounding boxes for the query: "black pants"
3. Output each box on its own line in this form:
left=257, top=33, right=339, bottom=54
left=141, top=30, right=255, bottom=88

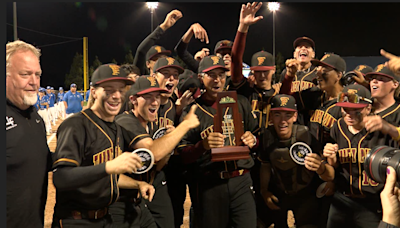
left=327, top=192, right=382, bottom=228
left=144, top=170, right=175, bottom=228
left=270, top=186, right=320, bottom=228
left=189, top=172, right=256, bottom=228
left=164, top=155, right=188, bottom=228
left=108, top=200, right=156, bottom=228
left=55, top=214, right=112, bottom=228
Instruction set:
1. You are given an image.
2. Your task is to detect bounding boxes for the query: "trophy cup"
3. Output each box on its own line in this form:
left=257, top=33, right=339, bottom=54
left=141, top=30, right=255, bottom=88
left=211, top=91, right=250, bottom=162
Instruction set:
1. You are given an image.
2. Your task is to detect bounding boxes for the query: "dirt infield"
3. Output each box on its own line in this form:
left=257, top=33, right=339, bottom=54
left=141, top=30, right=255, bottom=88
left=43, top=113, right=294, bottom=228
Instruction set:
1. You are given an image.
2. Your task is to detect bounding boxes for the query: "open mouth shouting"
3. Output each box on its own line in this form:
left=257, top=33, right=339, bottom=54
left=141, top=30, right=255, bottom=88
left=165, top=82, right=175, bottom=93
left=106, top=101, right=120, bottom=111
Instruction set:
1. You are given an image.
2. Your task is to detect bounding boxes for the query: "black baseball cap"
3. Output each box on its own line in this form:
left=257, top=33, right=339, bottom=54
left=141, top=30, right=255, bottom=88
left=177, top=69, right=201, bottom=99
left=250, top=51, right=275, bottom=71
left=336, top=84, right=372, bottom=109
left=365, top=64, right=400, bottom=82
left=346, top=65, right=374, bottom=77
left=293, top=36, right=315, bottom=50
left=146, top=45, right=171, bottom=61
left=198, top=55, right=229, bottom=73
left=311, top=53, right=346, bottom=74
left=128, top=75, right=168, bottom=96
left=153, top=57, right=185, bottom=74
left=270, top=94, right=297, bottom=112
left=214, top=40, right=233, bottom=55
left=91, top=64, right=134, bottom=86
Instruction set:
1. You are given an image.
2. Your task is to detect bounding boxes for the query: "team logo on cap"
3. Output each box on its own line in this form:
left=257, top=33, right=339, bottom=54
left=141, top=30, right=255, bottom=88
left=280, top=97, right=289, bottom=106
left=147, top=77, right=157, bottom=86
left=132, top=148, right=155, bottom=174
left=166, top=57, right=175, bottom=65
left=257, top=57, right=266, bottom=66
left=155, top=46, right=162, bottom=53
left=347, top=89, right=358, bottom=95
left=109, top=65, right=120, bottom=75
left=220, top=40, right=231, bottom=47
left=211, top=56, right=220, bottom=65
left=289, top=142, right=312, bottom=165
left=357, top=65, right=367, bottom=71
left=376, top=64, right=385, bottom=72
left=320, top=54, right=330, bottom=62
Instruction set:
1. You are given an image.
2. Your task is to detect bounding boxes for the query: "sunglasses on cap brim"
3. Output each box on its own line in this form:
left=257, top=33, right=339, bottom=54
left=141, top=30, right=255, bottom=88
left=337, top=92, right=372, bottom=104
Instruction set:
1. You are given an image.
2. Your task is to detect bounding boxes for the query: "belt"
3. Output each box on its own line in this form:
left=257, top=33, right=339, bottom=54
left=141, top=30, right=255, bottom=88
left=342, top=191, right=367, bottom=199
left=206, top=169, right=249, bottom=179
left=71, top=207, right=108, bottom=220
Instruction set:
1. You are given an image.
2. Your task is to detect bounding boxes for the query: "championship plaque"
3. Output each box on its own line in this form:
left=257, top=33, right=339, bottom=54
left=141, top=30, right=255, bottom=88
left=211, top=91, right=250, bottom=162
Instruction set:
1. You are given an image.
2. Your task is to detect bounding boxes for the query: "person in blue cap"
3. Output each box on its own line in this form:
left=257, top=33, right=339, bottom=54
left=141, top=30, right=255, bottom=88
left=57, top=87, right=66, bottom=120
left=37, top=87, right=52, bottom=135
left=63, top=83, right=84, bottom=118
left=46, top=86, right=56, bottom=125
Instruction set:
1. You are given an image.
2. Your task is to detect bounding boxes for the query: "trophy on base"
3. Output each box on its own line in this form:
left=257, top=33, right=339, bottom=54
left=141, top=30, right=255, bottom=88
left=211, top=91, right=250, bottom=162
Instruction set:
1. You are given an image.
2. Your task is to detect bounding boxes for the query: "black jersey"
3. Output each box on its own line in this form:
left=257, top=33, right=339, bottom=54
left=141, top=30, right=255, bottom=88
left=52, top=109, right=122, bottom=210
left=149, top=98, right=177, bottom=134
left=331, top=118, right=384, bottom=196
left=369, top=101, right=400, bottom=148
left=177, top=94, right=258, bottom=175
left=6, top=100, right=51, bottom=228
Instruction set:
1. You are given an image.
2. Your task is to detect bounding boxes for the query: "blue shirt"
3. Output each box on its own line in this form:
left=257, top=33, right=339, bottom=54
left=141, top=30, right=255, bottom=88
left=48, top=93, right=55, bottom=107
left=85, top=90, right=90, bottom=102
left=38, top=95, right=49, bottom=110
left=64, top=91, right=83, bottom=114
left=34, top=95, right=40, bottom=110
left=57, top=92, right=65, bottom=102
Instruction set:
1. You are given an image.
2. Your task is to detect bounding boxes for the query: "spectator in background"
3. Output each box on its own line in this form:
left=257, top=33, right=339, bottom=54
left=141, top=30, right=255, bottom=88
left=85, top=82, right=92, bottom=102
left=57, top=87, right=66, bottom=120
left=63, top=83, right=83, bottom=118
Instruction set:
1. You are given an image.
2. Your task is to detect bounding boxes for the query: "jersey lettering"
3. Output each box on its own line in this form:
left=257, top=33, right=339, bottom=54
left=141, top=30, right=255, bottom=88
left=361, top=170, right=379, bottom=186
left=201, top=125, right=214, bottom=139
left=310, top=110, right=337, bottom=129
left=93, top=147, right=114, bottom=165
left=158, top=117, right=174, bottom=128
left=290, top=81, right=315, bottom=93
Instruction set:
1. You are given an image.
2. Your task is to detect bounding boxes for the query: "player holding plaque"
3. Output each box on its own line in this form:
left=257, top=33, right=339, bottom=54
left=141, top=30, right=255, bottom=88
left=259, top=94, right=334, bottom=228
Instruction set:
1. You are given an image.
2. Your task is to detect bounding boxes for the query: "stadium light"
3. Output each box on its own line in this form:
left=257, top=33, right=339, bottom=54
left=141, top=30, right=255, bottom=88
left=268, top=2, right=280, bottom=82
left=146, top=2, right=159, bottom=32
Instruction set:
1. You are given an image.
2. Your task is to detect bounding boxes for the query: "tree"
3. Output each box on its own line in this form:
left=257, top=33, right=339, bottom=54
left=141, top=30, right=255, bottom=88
left=89, top=56, right=102, bottom=82
left=274, top=52, right=285, bottom=83
left=124, top=50, right=134, bottom=64
left=65, top=52, right=84, bottom=90
left=111, top=58, right=118, bottom=64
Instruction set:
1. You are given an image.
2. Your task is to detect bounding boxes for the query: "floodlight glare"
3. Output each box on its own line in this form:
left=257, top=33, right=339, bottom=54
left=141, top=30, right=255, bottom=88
left=267, top=2, right=280, bottom=12
left=146, top=2, right=158, bottom=9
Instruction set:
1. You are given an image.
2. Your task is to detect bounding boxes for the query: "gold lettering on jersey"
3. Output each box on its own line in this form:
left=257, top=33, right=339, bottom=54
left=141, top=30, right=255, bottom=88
left=338, top=148, right=371, bottom=164
left=158, top=117, right=174, bottom=129
left=376, top=64, right=385, bottom=72
left=280, top=97, right=289, bottom=106
left=357, top=65, right=367, bottom=72
left=155, top=46, right=162, bottom=53
left=359, top=148, right=370, bottom=163
left=310, top=110, right=337, bottom=129
left=115, top=145, right=122, bottom=157
left=257, top=57, right=266, bottom=66
left=362, top=170, right=379, bottom=186
left=166, top=57, right=175, bottom=65
left=93, top=147, right=113, bottom=165
left=147, top=77, right=157, bottom=86
left=320, top=54, right=330, bottom=62
left=211, top=56, right=220, bottom=65
left=290, top=81, right=315, bottom=93
left=201, top=125, right=214, bottom=139
left=109, top=65, right=120, bottom=75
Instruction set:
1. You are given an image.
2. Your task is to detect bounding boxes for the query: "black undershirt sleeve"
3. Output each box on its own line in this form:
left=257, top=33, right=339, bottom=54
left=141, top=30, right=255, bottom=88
left=174, top=39, right=199, bottom=73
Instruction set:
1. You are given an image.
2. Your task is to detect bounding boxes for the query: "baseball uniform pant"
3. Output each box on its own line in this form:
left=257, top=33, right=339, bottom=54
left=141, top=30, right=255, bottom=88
left=327, top=191, right=382, bottom=228
left=189, top=172, right=256, bottom=228
left=145, top=170, right=175, bottom=228
left=56, top=214, right=113, bottom=228
left=49, top=107, right=56, bottom=125
left=38, top=109, right=51, bottom=134
left=58, top=102, right=66, bottom=119
left=108, top=200, right=157, bottom=228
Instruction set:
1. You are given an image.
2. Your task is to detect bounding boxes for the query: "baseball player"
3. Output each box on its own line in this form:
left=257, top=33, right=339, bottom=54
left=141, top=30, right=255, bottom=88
left=115, top=75, right=200, bottom=228
left=63, top=83, right=84, bottom=118
left=259, top=94, right=334, bottom=228
left=46, top=86, right=56, bottom=125
left=177, top=55, right=258, bottom=228
left=323, top=84, right=384, bottom=228
left=57, top=87, right=66, bottom=120
left=37, top=87, right=52, bottom=135
left=52, top=64, right=149, bottom=228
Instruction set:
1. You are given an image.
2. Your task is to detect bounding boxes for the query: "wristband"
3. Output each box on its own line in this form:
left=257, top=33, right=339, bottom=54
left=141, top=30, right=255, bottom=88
left=252, top=135, right=257, bottom=147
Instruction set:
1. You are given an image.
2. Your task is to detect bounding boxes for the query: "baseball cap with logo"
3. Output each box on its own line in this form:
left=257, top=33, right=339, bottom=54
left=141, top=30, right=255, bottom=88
left=46, top=86, right=51, bottom=90
left=336, top=84, right=372, bottom=109
left=365, top=64, right=400, bottom=82
left=250, top=51, right=275, bottom=71
left=177, top=69, right=201, bottom=99
left=198, top=55, right=229, bottom=73
left=146, top=45, right=171, bottom=61
left=51, top=87, right=54, bottom=90
left=128, top=76, right=168, bottom=97
left=293, top=36, right=315, bottom=50
left=153, top=57, right=185, bottom=74
left=214, top=40, right=233, bottom=55
left=59, top=87, right=64, bottom=91
left=270, top=94, right=297, bottom=112
left=70, top=83, right=77, bottom=88
left=91, top=64, right=134, bottom=86
left=39, top=88, right=46, bottom=93
left=311, top=53, right=346, bottom=74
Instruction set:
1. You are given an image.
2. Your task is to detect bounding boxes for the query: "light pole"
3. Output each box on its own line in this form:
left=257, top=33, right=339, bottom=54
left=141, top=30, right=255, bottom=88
left=13, top=2, right=18, bottom=40
left=267, top=2, right=280, bottom=66
left=146, top=2, right=158, bottom=32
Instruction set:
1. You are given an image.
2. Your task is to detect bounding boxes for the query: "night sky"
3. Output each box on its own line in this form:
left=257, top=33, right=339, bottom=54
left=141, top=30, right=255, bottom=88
left=5, top=1, right=400, bottom=89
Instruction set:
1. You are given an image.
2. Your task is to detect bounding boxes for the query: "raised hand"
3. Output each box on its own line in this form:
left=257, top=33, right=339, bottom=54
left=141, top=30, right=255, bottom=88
left=160, top=9, right=183, bottom=31
left=285, top=59, right=300, bottom=77
left=240, top=2, right=263, bottom=26
left=190, top=23, right=209, bottom=44
left=182, top=104, right=200, bottom=129
left=105, top=152, right=143, bottom=174
left=381, top=49, right=400, bottom=76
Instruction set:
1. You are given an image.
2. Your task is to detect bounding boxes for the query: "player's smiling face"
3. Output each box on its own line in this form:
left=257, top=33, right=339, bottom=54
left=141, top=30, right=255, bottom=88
left=201, top=68, right=226, bottom=97
left=271, top=110, right=297, bottom=140
left=369, top=75, right=398, bottom=99
left=92, top=80, right=126, bottom=121
left=155, top=67, right=179, bottom=98
left=342, top=105, right=371, bottom=128
left=254, top=70, right=275, bottom=90
left=316, top=66, right=340, bottom=91
left=294, top=42, right=315, bottom=64
left=135, top=91, right=161, bottom=122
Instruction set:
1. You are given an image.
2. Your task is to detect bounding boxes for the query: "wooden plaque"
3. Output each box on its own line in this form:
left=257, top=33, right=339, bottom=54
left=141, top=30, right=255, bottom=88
left=211, top=91, right=250, bottom=162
